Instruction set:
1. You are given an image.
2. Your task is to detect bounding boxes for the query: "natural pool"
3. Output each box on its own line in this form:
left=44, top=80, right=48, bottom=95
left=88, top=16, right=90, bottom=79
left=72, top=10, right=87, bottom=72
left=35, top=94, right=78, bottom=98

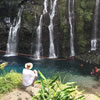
left=0, top=56, right=100, bottom=93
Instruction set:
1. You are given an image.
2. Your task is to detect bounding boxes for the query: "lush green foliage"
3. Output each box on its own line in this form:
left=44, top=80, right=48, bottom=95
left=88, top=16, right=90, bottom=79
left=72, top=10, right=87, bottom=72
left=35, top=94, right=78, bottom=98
left=0, top=0, right=98, bottom=57
left=58, top=0, right=96, bottom=55
left=0, top=71, right=22, bottom=95
left=33, top=71, right=85, bottom=100
left=75, top=0, right=95, bottom=54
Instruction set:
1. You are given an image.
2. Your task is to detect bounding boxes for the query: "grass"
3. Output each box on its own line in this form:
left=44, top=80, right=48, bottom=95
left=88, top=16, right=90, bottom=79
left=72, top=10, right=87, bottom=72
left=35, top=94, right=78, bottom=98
left=0, top=70, right=85, bottom=100
left=0, top=70, right=22, bottom=95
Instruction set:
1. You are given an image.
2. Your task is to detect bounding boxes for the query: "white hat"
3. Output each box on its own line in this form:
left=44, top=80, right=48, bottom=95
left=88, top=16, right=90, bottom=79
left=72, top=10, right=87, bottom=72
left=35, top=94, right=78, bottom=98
left=25, top=62, right=33, bottom=69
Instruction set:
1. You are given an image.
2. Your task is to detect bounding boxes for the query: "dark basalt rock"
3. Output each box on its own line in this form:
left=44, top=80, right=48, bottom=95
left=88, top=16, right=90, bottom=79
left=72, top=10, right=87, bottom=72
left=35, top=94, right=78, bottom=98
left=0, top=21, right=8, bottom=50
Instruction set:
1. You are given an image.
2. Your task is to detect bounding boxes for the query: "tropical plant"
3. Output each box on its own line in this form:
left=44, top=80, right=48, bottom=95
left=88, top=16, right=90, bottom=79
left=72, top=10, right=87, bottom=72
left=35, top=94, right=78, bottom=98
left=32, top=71, right=85, bottom=100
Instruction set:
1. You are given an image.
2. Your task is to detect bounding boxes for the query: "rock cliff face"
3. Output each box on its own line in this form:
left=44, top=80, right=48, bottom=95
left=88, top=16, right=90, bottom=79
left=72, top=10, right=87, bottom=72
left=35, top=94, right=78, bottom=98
left=0, top=0, right=21, bottom=51
left=0, top=0, right=100, bottom=61
left=0, top=21, right=8, bottom=50
left=0, top=0, right=62, bottom=57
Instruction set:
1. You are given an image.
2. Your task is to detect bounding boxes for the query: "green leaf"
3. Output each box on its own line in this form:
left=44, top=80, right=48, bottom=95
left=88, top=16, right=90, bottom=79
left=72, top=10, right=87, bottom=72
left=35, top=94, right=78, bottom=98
left=49, top=75, right=59, bottom=85
left=38, top=70, right=46, bottom=80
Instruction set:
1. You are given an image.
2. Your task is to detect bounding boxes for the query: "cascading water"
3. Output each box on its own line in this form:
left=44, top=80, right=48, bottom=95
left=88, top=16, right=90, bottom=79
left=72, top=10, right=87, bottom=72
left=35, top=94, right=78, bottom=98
left=33, top=0, right=48, bottom=60
left=91, top=0, right=100, bottom=51
left=68, top=0, right=75, bottom=57
left=91, top=39, right=97, bottom=51
left=48, top=0, right=57, bottom=58
left=5, top=7, right=23, bottom=57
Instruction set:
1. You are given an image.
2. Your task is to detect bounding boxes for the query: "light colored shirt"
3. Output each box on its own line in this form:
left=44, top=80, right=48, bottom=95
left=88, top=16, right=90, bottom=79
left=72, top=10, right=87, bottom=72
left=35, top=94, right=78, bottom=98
left=22, top=68, right=36, bottom=86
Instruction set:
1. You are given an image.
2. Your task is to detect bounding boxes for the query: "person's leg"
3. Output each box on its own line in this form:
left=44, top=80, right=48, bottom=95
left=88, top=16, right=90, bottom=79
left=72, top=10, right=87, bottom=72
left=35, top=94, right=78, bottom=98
left=32, top=76, right=38, bottom=86
left=32, top=70, right=38, bottom=86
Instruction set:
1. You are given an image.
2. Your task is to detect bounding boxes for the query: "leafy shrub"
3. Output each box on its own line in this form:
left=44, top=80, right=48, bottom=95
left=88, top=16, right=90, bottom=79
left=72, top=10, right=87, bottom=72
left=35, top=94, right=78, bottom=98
left=0, top=70, right=22, bottom=94
left=33, top=71, right=85, bottom=100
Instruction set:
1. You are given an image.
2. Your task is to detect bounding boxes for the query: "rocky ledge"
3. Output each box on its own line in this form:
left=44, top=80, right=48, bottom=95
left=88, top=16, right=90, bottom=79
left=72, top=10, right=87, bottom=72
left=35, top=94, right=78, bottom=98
left=1, top=84, right=41, bottom=100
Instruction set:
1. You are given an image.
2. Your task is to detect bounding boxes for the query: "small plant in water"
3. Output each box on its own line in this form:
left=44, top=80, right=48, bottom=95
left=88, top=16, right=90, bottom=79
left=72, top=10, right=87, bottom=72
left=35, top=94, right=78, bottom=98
left=0, top=62, right=8, bottom=70
left=32, top=71, right=85, bottom=100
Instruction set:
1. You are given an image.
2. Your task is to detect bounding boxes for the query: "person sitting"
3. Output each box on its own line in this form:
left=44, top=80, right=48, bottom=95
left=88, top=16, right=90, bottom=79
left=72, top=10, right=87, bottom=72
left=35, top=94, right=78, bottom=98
left=91, top=66, right=100, bottom=80
left=22, top=62, right=38, bottom=87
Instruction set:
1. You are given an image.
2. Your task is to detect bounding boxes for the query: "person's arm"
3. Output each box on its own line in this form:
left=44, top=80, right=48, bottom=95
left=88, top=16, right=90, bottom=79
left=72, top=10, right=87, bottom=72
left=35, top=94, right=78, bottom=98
left=33, top=70, right=38, bottom=77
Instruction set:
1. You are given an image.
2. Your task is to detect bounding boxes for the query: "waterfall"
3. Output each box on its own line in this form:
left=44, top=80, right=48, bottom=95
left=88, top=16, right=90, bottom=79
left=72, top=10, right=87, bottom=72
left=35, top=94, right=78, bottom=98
left=91, top=39, right=97, bottom=51
left=48, top=0, right=57, bottom=58
left=68, top=0, right=75, bottom=57
left=5, top=7, right=23, bottom=57
left=33, top=0, right=48, bottom=60
left=91, top=0, right=100, bottom=51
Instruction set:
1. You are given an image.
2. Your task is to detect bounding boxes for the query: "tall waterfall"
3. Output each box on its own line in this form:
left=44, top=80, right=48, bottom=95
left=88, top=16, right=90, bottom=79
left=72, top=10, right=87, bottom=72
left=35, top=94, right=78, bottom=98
left=68, top=0, right=75, bottom=57
left=33, top=0, right=48, bottom=60
left=91, top=0, right=100, bottom=51
left=48, top=0, right=57, bottom=58
left=5, top=7, right=23, bottom=57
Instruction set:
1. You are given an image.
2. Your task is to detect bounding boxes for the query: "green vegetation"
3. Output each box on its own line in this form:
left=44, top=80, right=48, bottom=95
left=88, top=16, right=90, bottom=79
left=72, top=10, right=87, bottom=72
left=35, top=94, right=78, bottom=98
left=0, top=70, right=85, bottom=100
left=58, top=0, right=96, bottom=55
left=0, top=0, right=98, bottom=57
left=0, top=71, right=22, bottom=95
left=75, top=0, right=95, bottom=54
left=33, top=71, right=85, bottom=100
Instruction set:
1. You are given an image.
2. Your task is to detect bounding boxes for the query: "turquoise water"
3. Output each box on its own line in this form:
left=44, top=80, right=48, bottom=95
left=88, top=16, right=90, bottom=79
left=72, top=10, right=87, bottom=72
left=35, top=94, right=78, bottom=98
left=0, top=56, right=87, bottom=76
left=0, top=56, right=99, bottom=91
